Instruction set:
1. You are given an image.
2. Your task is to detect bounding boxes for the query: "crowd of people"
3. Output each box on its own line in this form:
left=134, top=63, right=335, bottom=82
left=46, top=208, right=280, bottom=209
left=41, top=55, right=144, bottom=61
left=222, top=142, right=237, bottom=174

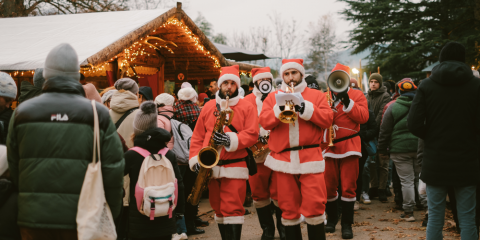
left=0, top=41, right=479, bottom=240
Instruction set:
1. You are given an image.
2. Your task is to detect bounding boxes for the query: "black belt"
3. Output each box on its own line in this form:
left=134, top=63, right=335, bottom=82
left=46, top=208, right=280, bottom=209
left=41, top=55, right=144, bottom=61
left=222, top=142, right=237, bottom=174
left=333, top=133, right=360, bottom=144
left=216, top=158, right=246, bottom=166
left=279, top=144, right=319, bottom=153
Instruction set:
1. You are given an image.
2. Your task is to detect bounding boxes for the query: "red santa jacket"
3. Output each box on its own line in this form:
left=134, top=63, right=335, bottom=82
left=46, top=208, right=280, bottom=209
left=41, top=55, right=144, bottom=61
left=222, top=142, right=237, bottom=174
left=243, top=87, right=271, bottom=163
left=259, top=80, right=333, bottom=174
left=189, top=92, right=259, bottom=179
left=323, top=88, right=369, bottom=159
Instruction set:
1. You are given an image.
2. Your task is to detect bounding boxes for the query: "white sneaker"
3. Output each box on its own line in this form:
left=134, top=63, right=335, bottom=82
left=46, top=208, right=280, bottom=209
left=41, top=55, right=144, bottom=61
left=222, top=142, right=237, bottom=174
left=354, top=201, right=360, bottom=210
left=172, top=233, right=182, bottom=240
left=179, top=233, right=188, bottom=239
left=362, top=191, right=371, bottom=204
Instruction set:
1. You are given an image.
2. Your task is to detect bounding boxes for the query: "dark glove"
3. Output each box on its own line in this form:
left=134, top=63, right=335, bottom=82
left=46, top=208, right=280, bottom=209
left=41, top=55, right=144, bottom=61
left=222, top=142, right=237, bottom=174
left=213, top=131, right=231, bottom=147
left=336, top=91, right=351, bottom=108
left=258, top=135, right=268, bottom=144
left=294, top=102, right=305, bottom=115
left=193, top=163, right=200, bottom=174
left=279, top=105, right=285, bottom=111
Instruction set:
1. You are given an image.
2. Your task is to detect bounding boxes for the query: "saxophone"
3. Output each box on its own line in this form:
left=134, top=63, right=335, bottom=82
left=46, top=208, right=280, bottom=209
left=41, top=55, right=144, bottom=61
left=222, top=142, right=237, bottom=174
left=326, top=87, right=335, bottom=147
left=187, top=95, right=234, bottom=206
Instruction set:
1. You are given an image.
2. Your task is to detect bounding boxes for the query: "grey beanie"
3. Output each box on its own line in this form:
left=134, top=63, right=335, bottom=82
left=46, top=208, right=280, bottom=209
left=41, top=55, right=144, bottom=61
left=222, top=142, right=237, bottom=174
left=43, top=43, right=80, bottom=81
left=33, top=68, right=45, bottom=88
left=133, top=101, right=158, bottom=136
left=0, top=72, right=17, bottom=99
left=101, top=89, right=117, bottom=104
left=115, top=78, right=139, bottom=94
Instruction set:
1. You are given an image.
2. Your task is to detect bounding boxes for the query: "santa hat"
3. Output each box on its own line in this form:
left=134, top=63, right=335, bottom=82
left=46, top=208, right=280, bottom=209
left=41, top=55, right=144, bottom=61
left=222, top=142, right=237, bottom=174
left=280, top=59, right=305, bottom=80
left=331, top=63, right=351, bottom=77
left=252, top=67, right=273, bottom=83
left=218, top=65, right=240, bottom=87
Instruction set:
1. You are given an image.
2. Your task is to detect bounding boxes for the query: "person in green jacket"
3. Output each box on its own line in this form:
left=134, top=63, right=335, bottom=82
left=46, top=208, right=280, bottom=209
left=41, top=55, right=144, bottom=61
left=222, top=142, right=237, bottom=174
left=378, top=78, right=427, bottom=222
left=7, top=43, right=124, bottom=239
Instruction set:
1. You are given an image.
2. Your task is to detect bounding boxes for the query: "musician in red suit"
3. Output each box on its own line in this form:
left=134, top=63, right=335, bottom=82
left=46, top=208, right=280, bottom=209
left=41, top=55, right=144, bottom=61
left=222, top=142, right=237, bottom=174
left=322, top=63, right=369, bottom=239
left=244, top=67, right=285, bottom=240
left=189, top=65, right=258, bottom=240
left=259, top=59, right=334, bottom=240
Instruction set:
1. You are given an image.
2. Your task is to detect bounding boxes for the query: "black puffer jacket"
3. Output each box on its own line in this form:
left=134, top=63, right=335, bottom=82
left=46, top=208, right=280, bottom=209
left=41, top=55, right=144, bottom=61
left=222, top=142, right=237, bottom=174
left=366, top=85, right=391, bottom=135
left=408, top=60, right=480, bottom=187
left=124, top=128, right=185, bottom=238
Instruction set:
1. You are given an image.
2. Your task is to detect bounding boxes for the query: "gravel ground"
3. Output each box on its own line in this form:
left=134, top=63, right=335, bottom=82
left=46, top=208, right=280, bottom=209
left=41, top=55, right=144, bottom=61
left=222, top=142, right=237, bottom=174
left=189, top=194, right=462, bottom=240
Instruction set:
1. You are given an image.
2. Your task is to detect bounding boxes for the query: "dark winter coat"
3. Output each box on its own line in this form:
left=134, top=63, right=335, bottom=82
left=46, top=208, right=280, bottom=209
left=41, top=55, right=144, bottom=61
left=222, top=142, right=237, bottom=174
left=7, top=76, right=125, bottom=229
left=124, top=128, right=185, bottom=238
left=0, top=179, right=21, bottom=240
left=359, top=109, right=377, bottom=151
left=366, top=85, right=391, bottom=135
left=0, top=107, right=13, bottom=145
left=408, top=60, right=480, bottom=187
left=378, top=91, right=418, bottom=154
left=18, top=81, right=42, bottom=105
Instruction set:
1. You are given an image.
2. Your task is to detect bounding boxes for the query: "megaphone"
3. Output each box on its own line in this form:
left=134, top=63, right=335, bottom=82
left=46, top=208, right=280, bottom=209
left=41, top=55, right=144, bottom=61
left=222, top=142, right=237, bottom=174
left=327, top=70, right=350, bottom=93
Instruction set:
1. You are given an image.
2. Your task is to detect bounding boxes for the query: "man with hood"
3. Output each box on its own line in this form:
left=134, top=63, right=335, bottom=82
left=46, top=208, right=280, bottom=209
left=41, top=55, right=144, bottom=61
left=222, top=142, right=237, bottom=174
left=189, top=65, right=258, bottom=239
left=260, top=59, right=334, bottom=239
left=365, top=73, right=391, bottom=202
left=378, top=79, right=427, bottom=222
left=110, top=78, right=140, bottom=148
left=7, top=43, right=124, bottom=239
left=243, top=67, right=285, bottom=240
left=408, top=42, right=480, bottom=240
left=18, top=68, right=44, bottom=104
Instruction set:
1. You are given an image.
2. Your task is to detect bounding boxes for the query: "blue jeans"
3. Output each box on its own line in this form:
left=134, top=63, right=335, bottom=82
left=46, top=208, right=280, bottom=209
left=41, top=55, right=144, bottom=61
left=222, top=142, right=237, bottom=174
left=387, top=159, right=393, bottom=188
left=362, top=156, right=373, bottom=193
left=176, top=216, right=187, bottom=234
left=426, top=184, right=477, bottom=240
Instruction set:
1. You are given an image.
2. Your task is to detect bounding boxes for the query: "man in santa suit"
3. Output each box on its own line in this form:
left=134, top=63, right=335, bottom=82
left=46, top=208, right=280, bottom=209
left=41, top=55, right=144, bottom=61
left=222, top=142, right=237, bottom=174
left=259, top=59, right=334, bottom=240
left=322, top=63, right=369, bottom=239
left=189, top=65, right=258, bottom=240
left=244, top=67, right=285, bottom=240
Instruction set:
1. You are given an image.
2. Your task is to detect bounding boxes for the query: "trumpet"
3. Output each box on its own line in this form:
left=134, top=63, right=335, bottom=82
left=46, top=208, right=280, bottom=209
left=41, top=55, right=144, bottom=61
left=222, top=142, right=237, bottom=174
left=326, top=87, right=335, bottom=147
left=278, top=82, right=298, bottom=124
left=187, top=94, right=234, bottom=206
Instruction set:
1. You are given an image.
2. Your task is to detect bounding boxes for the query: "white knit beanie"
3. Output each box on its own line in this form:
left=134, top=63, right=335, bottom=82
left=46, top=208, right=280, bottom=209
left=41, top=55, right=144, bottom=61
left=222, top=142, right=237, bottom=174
left=181, top=82, right=193, bottom=89
left=155, top=93, right=175, bottom=106
left=0, top=72, right=17, bottom=99
left=43, top=43, right=80, bottom=81
left=177, top=87, right=198, bottom=102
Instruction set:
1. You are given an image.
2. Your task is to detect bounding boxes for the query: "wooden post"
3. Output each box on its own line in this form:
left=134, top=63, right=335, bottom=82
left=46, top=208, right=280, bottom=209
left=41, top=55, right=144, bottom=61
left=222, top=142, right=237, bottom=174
left=378, top=66, right=380, bottom=74
left=358, top=59, right=363, bottom=91
left=157, top=56, right=165, bottom=94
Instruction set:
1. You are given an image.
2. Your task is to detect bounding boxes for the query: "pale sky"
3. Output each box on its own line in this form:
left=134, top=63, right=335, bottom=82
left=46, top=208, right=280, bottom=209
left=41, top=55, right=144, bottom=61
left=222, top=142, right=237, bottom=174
left=183, top=0, right=355, bottom=55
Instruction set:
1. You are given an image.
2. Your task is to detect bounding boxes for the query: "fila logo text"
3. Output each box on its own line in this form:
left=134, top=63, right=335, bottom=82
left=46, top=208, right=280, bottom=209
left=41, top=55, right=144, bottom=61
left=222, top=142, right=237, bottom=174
left=51, top=114, right=69, bottom=121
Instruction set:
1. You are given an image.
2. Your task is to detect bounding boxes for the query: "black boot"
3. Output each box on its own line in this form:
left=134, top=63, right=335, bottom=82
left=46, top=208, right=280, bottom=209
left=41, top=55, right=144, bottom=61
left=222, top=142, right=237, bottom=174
left=378, top=189, right=388, bottom=203
left=225, top=224, right=242, bottom=240
left=341, top=201, right=355, bottom=239
left=325, top=200, right=338, bottom=233
left=186, top=216, right=205, bottom=235
left=368, top=187, right=378, bottom=198
left=195, top=216, right=209, bottom=227
left=218, top=223, right=226, bottom=239
left=285, top=224, right=302, bottom=240
left=274, top=205, right=286, bottom=240
left=307, top=223, right=326, bottom=240
left=256, top=205, right=275, bottom=240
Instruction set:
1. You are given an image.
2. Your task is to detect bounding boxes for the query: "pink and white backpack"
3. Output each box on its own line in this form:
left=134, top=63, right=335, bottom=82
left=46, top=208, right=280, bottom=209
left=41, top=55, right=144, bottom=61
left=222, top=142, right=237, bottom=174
left=131, top=147, right=178, bottom=220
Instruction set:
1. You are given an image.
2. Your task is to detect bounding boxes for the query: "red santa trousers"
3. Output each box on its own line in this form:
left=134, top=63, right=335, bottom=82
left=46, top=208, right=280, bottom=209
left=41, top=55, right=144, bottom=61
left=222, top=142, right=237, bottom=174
left=209, top=178, right=247, bottom=224
left=275, top=171, right=327, bottom=226
left=325, top=156, right=359, bottom=202
left=249, top=162, right=278, bottom=208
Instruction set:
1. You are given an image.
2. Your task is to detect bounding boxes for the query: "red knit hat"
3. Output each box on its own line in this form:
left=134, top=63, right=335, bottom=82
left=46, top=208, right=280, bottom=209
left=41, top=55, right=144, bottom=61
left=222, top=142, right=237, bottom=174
left=280, top=59, right=305, bottom=79
left=331, top=63, right=351, bottom=77
left=252, top=67, right=274, bottom=83
left=218, top=65, right=240, bottom=87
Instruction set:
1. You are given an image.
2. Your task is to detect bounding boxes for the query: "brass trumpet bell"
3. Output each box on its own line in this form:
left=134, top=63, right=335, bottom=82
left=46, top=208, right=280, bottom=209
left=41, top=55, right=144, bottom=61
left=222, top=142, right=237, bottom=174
left=279, top=100, right=297, bottom=124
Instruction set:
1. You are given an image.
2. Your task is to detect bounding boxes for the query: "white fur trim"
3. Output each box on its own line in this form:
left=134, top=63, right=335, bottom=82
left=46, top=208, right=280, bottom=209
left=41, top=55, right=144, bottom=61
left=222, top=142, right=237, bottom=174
left=289, top=119, right=300, bottom=170
left=341, top=196, right=357, bottom=202
left=342, top=99, right=355, bottom=113
left=305, top=214, right=326, bottom=226
left=215, top=91, right=241, bottom=109
left=272, top=199, right=279, bottom=207
left=259, top=127, right=269, bottom=137
left=218, top=73, right=241, bottom=88
left=254, top=199, right=272, bottom=209
left=281, top=79, right=307, bottom=93
left=224, top=132, right=239, bottom=152
left=253, top=72, right=274, bottom=83
left=211, top=166, right=249, bottom=179
left=224, top=216, right=244, bottom=224
left=323, top=151, right=362, bottom=159
left=282, top=217, right=302, bottom=226
left=273, top=104, right=281, bottom=119
left=253, top=87, right=264, bottom=116
left=189, top=155, right=199, bottom=171
left=327, top=192, right=338, bottom=202
left=280, top=62, right=305, bottom=78
left=215, top=215, right=224, bottom=224
left=264, top=155, right=325, bottom=174
left=178, top=87, right=198, bottom=102
left=299, top=100, right=314, bottom=121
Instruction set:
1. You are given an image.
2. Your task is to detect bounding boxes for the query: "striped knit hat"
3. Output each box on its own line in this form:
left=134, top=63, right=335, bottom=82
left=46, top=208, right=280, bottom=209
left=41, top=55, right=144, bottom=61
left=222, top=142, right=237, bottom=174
left=133, top=101, right=158, bottom=136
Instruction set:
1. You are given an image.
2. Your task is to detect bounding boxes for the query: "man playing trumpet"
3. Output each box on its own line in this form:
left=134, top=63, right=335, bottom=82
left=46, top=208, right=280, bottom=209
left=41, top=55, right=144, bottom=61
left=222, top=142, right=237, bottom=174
left=259, top=59, right=333, bottom=240
left=322, top=63, right=369, bottom=239
left=189, top=65, right=258, bottom=240
left=243, top=67, right=285, bottom=240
